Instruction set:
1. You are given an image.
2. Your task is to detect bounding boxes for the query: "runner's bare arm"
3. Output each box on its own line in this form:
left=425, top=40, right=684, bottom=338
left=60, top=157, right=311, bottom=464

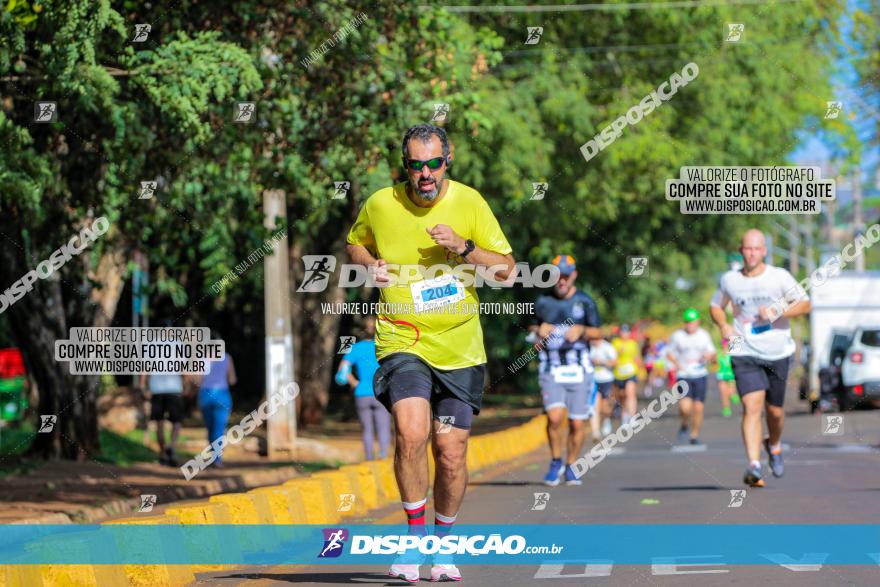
left=583, top=326, right=602, bottom=340
left=346, top=243, right=377, bottom=267
left=761, top=299, right=811, bottom=320
left=425, top=224, right=516, bottom=281
left=710, top=294, right=735, bottom=339
left=564, top=324, right=586, bottom=342
left=709, top=304, right=733, bottom=338
left=345, top=244, right=390, bottom=283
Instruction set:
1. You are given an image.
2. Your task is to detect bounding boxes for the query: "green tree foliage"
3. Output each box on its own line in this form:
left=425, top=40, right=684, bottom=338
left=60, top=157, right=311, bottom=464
left=0, top=0, right=849, bottom=456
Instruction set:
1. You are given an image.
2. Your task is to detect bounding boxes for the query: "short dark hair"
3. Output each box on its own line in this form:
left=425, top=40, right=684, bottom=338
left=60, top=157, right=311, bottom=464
left=401, top=124, right=450, bottom=161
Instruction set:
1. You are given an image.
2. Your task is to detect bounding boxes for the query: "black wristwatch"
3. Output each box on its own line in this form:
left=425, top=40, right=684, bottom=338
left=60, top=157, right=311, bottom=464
left=460, top=239, right=476, bottom=258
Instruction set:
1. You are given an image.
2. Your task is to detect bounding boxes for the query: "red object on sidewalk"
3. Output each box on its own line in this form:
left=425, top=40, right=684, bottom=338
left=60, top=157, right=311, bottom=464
left=0, top=348, right=26, bottom=379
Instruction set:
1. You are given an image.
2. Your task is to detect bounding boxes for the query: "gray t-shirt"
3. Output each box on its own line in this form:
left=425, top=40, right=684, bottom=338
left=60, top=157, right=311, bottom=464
left=710, top=265, right=808, bottom=361
left=667, top=328, right=716, bottom=378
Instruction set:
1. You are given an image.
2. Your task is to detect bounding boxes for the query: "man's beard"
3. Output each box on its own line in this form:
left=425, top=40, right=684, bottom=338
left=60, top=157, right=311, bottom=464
left=409, top=171, right=444, bottom=201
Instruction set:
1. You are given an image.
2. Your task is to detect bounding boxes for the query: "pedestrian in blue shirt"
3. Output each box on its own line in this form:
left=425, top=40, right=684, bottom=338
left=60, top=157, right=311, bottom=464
left=335, top=317, right=390, bottom=459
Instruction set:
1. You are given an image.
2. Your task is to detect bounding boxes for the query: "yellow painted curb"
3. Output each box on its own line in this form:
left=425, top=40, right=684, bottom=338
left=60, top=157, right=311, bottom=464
left=0, top=564, right=42, bottom=587
left=311, top=470, right=361, bottom=517
left=282, top=477, right=338, bottom=524
left=361, top=461, right=393, bottom=504
left=15, top=528, right=128, bottom=587
left=369, top=459, right=400, bottom=504
left=208, top=493, right=277, bottom=553
left=103, top=515, right=195, bottom=587
left=209, top=493, right=273, bottom=524
left=1, top=415, right=547, bottom=587
left=248, top=485, right=307, bottom=524
left=164, top=502, right=237, bottom=574
left=339, top=464, right=379, bottom=511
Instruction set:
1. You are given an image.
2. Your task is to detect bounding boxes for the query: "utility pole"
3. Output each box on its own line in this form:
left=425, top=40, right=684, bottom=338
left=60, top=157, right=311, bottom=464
left=853, top=167, right=865, bottom=272
left=803, top=216, right=816, bottom=275
left=263, top=189, right=296, bottom=457
left=787, top=215, right=800, bottom=275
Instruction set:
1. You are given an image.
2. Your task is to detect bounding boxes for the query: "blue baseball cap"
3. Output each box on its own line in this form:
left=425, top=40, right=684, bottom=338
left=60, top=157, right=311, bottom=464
left=552, top=255, right=577, bottom=275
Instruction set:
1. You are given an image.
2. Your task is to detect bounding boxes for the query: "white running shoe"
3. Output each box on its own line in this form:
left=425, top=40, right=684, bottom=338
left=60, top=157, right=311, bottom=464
left=431, top=564, right=462, bottom=582
left=601, top=419, right=613, bottom=437
left=389, top=563, right=420, bottom=583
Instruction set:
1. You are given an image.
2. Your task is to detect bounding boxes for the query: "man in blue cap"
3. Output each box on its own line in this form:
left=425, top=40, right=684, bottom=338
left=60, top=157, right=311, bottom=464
left=529, top=255, right=602, bottom=486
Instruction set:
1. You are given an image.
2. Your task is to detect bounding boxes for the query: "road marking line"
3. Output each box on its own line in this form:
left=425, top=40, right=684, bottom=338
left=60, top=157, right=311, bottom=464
left=834, top=444, right=877, bottom=453
left=671, top=445, right=708, bottom=453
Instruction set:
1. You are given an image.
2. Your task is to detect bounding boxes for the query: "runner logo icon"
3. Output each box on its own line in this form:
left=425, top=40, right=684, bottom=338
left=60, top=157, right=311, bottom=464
left=627, top=256, right=649, bottom=277
left=337, top=336, right=355, bottom=354
left=38, top=414, right=57, bottom=433
left=728, top=335, right=744, bottom=353
left=139, top=494, right=157, bottom=512
left=319, top=528, right=349, bottom=558
left=333, top=181, right=350, bottom=200
left=728, top=489, right=747, bottom=508
left=824, top=101, right=842, bottom=119
left=297, top=255, right=337, bottom=292
left=432, top=103, right=450, bottom=122
left=132, top=23, right=151, bottom=42
left=337, top=494, right=356, bottom=512
left=822, top=415, right=843, bottom=435
left=525, top=27, right=543, bottom=45
left=531, top=182, right=548, bottom=200
left=34, top=102, right=57, bottom=123
left=437, top=416, right=455, bottom=434
left=234, top=102, right=256, bottom=123
left=726, top=23, right=744, bottom=42
left=139, top=181, right=157, bottom=200
left=531, top=492, right=550, bottom=510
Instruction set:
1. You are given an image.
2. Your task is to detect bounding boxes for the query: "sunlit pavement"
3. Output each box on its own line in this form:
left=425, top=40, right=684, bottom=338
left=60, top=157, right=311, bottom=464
left=196, top=383, right=880, bottom=586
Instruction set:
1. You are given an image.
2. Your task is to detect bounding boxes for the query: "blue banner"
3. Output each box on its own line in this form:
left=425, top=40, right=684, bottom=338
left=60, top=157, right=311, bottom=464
left=0, top=525, right=878, bottom=565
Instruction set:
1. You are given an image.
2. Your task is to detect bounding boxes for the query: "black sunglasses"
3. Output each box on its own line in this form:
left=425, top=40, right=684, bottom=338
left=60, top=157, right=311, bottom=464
left=404, top=157, right=446, bottom=171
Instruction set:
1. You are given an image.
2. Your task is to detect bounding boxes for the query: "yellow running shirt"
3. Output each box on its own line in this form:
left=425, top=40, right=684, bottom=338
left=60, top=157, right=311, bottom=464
left=347, top=180, right=512, bottom=370
left=612, top=338, right=640, bottom=380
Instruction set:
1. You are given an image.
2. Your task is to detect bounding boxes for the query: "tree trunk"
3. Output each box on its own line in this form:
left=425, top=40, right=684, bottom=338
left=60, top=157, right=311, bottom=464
left=0, top=215, right=111, bottom=459
left=290, top=238, right=345, bottom=427
left=0, top=253, right=100, bottom=459
left=288, top=184, right=364, bottom=428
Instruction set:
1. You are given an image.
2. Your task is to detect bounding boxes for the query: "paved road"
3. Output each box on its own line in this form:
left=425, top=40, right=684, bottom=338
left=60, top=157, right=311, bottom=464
left=196, top=384, right=880, bottom=586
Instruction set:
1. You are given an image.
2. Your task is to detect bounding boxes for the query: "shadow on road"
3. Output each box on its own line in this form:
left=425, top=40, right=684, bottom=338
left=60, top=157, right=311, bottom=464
left=211, top=572, right=409, bottom=584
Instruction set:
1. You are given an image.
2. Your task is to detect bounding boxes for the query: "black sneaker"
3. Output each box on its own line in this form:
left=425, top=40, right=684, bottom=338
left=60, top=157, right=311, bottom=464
left=689, top=437, right=702, bottom=446
left=158, top=450, right=169, bottom=466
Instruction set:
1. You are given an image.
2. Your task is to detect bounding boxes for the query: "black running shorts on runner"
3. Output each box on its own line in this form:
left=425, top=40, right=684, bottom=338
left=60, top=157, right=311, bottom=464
left=150, top=393, right=183, bottom=423
left=730, top=355, right=791, bottom=407
left=373, top=353, right=486, bottom=430
left=677, top=376, right=708, bottom=403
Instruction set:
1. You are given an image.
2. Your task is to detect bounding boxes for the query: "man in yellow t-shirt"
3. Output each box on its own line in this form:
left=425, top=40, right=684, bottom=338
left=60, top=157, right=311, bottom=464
left=346, top=123, right=514, bottom=582
left=612, top=324, right=642, bottom=427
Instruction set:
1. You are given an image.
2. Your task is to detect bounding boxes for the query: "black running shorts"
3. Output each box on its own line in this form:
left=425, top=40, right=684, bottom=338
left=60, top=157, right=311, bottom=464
left=730, top=355, right=791, bottom=407
left=677, top=376, right=708, bottom=403
left=373, top=353, right=486, bottom=430
left=150, top=393, right=183, bottom=423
